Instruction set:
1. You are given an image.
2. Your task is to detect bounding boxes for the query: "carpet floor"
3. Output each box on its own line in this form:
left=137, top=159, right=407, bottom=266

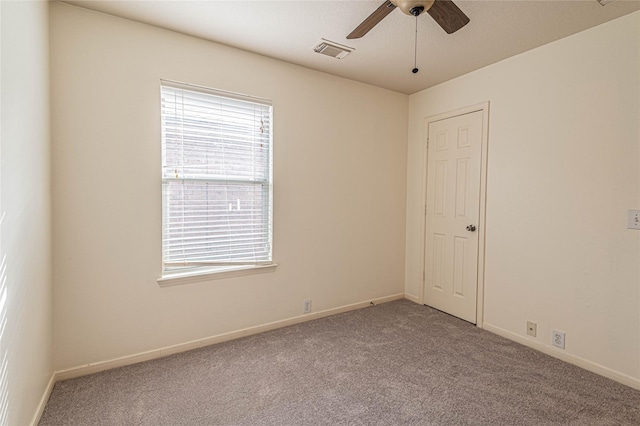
left=39, top=300, right=640, bottom=425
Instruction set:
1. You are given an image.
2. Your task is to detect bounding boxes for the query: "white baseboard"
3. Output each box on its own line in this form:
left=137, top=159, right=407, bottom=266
left=30, top=372, right=56, bottom=426
left=55, top=293, right=405, bottom=382
left=483, top=322, right=640, bottom=391
left=403, top=293, right=421, bottom=304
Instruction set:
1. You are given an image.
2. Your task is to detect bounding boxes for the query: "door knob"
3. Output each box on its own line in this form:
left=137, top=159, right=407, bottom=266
left=466, top=225, right=476, bottom=232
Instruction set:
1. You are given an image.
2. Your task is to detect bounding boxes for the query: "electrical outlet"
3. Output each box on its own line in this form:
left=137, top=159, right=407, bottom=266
left=303, top=299, right=312, bottom=314
left=552, top=330, right=565, bottom=349
left=628, top=210, right=640, bottom=230
left=526, top=321, right=537, bottom=337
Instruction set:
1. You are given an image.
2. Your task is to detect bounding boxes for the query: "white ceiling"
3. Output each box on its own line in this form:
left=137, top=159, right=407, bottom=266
left=63, top=0, right=640, bottom=94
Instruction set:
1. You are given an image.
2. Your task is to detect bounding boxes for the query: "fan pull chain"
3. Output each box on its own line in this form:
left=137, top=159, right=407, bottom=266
left=412, top=15, right=419, bottom=74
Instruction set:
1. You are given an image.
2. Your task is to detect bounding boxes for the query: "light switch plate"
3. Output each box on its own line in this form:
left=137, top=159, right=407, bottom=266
left=628, top=210, right=640, bottom=230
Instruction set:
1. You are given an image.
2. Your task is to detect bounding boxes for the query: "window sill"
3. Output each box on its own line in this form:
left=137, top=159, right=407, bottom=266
left=157, top=263, right=278, bottom=287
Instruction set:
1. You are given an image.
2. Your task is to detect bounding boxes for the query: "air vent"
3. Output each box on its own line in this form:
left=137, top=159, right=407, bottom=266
left=313, top=39, right=354, bottom=59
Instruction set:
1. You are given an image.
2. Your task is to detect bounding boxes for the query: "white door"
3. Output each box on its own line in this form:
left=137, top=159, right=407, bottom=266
left=424, top=110, right=483, bottom=324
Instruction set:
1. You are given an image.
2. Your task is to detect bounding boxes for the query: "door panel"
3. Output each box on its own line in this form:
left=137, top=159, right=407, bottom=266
left=424, top=110, right=483, bottom=323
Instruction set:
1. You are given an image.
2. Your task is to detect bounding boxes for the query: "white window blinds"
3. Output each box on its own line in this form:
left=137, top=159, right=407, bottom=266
left=161, top=82, right=273, bottom=272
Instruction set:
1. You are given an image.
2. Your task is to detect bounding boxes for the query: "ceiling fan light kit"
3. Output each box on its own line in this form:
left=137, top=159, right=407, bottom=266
left=393, top=1, right=435, bottom=16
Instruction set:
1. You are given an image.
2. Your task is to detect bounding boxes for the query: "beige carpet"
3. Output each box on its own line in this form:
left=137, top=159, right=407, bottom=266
left=40, top=300, right=640, bottom=425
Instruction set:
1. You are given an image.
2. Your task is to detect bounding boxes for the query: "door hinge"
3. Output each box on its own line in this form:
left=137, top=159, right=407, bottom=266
left=422, top=270, right=425, bottom=281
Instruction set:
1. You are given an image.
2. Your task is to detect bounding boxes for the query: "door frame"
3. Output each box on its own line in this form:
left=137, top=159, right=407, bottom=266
left=419, top=102, right=490, bottom=328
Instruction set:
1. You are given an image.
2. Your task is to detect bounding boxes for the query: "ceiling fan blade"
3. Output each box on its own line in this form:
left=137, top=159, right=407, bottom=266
left=347, top=1, right=396, bottom=39
left=427, top=0, right=470, bottom=34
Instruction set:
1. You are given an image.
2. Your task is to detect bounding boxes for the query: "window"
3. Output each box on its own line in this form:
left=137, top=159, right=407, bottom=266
left=160, top=81, right=273, bottom=281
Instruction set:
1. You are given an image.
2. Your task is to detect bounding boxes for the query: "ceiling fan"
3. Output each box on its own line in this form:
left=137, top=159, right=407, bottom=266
left=347, top=0, right=470, bottom=39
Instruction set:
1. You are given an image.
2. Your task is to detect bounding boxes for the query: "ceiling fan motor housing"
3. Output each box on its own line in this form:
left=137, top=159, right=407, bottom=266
left=391, top=0, right=435, bottom=16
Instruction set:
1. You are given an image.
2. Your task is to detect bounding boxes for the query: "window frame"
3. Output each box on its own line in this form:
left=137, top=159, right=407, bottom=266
left=158, top=80, right=275, bottom=285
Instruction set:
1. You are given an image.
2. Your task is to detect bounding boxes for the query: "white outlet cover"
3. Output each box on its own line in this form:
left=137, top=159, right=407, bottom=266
left=628, top=210, right=640, bottom=230
left=552, top=330, right=565, bottom=349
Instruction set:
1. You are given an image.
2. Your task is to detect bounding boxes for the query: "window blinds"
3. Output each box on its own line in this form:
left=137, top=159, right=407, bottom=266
left=161, top=82, right=273, bottom=270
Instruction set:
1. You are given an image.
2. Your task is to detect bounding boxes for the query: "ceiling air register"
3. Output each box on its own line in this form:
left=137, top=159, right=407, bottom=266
left=313, top=39, right=354, bottom=59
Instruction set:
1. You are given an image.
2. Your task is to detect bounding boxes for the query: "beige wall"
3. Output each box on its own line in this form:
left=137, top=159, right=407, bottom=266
left=42, top=0, right=640, bottom=414
left=0, top=1, right=53, bottom=424
left=406, top=12, right=640, bottom=386
left=50, top=3, right=408, bottom=371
